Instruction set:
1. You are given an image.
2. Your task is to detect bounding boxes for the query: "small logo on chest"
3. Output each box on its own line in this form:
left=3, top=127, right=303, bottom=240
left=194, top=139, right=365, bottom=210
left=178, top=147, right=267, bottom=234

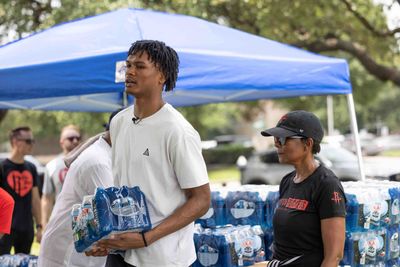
left=143, top=148, right=150, bottom=156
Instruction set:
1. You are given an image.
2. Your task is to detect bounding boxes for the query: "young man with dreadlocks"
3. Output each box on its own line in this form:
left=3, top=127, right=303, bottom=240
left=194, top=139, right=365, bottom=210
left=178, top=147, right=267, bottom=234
left=88, top=40, right=211, bottom=267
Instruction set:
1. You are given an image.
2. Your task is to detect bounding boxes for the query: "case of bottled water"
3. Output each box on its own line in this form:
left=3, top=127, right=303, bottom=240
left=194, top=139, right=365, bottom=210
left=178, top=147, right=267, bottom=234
left=193, top=224, right=266, bottom=267
left=0, top=254, right=37, bottom=267
left=71, top=185, right=151, bottom=253
left=196, top=191, right=226, bottom=228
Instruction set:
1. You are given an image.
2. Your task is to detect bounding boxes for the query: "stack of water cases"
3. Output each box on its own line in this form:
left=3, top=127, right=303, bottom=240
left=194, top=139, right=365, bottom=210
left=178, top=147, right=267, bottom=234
left=0, top=254, right=37, bottom=267
left=194, top=185, right=280, bottom=266
left=193, top=225, right=266, bottom=267
left=195, top=181, right=400, bottom=267
left=71, top=186, right=152, bottom=253
left=341, top=180, right=400, bottom=267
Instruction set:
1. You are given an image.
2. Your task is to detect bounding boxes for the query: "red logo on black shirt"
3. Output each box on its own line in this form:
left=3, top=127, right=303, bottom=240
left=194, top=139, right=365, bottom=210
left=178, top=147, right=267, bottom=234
left=7, top=170, right=33, bottom=197
left=280, top=198, right=309, bottom=211
left=331, top=192, right=342, bottom=204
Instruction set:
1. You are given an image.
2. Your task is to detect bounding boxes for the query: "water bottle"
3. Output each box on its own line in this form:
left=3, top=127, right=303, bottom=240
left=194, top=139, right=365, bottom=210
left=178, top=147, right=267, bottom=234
left=194, top=231, right=222, bottom=267
left=226, top=191, right=263, bottom=226
left=265, top=191, right=279, bottom=230
left=93, top=187, right=113, bottom=238
left=345, top=193, right=359, bottom=232
left=71, top=203, right=81, bottom=231
left=82, top=194, right=98, bottom=244
left=387, top=224, right=400, bottom=261
left=389, top=187, right=400, bottom=225
left=250, top=225, right=266, bottom=262
left=105, top=186, right=151, bottom=233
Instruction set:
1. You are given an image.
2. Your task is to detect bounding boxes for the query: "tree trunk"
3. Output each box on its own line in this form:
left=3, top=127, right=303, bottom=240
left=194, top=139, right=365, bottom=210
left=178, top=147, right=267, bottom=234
left=0, top=110, right=8, bottom=123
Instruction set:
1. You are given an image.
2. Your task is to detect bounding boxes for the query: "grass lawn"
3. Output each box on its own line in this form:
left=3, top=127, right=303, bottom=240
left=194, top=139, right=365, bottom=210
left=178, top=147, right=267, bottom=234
left=207, top=165, right=240, bottom=183
left=31, top=241, right=40, bottom=256
left=381, top=150, right=400, bottom=157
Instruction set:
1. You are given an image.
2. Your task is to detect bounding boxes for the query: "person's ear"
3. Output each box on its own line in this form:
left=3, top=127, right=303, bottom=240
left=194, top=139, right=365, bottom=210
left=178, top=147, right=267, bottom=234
left=158, top=72, right=166, bottom=85
left=305, top=138, right=313, bottom=151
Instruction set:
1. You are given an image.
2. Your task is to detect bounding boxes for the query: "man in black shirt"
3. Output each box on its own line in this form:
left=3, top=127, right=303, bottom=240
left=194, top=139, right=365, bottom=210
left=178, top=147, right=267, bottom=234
left=0, top=126, right=42, bottom=255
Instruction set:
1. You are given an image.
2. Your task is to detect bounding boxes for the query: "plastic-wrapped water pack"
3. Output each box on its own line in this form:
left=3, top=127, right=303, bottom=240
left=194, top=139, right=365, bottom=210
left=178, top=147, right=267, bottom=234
left=0, top=254, right=37, bottom=267
left=71, top=185, right=151, bottom=252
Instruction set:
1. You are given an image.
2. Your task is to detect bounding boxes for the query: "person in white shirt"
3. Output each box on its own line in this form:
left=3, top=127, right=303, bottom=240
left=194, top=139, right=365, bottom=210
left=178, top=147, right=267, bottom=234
left=41, top=124, right=81, bottom=228
left=87, top=40, right=211, bottom=267
left=38, top=113, right=119, bottom=267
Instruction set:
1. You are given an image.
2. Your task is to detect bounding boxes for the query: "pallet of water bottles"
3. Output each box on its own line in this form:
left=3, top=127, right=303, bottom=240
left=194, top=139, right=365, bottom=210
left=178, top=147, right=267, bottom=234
left=193, top=185, right=279, bottom=267
left=341, top=180, right=400, bottom=267
left=195, top=185, right=280, bottom=229
left=71, top=185, right=152, bottom=253
left=0, top=254, right=37, bottom=267
left=194, top=182, right=400, bottom=267
left=193, top=224, right=271, bottom=267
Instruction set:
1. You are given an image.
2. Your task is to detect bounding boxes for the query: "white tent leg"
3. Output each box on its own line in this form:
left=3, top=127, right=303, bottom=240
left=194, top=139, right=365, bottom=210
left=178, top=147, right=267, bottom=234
left=327, top=95, right=334, bottom=136
left=346, top=93, right=366, bottom=181
left=123, top=91, right=128, bottom=107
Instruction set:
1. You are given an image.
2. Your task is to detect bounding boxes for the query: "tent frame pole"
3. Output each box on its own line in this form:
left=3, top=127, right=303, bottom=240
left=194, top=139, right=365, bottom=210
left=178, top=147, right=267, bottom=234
left=327, top=95, right=334, bottom=135
left=123, top=91, right=128, bottom=107
left=346, top=93, right=366, bottom=181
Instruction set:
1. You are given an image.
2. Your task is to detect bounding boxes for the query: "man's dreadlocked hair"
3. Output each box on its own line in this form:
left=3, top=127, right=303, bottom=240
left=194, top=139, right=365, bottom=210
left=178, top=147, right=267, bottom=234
left=128, top=40, right=179, bottom=92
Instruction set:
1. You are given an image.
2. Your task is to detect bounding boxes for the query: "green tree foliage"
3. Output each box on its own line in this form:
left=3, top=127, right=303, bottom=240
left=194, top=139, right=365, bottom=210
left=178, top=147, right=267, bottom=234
left=0, top=110, right=108, bottom=142
left=0, top=0, right=399, bottom=143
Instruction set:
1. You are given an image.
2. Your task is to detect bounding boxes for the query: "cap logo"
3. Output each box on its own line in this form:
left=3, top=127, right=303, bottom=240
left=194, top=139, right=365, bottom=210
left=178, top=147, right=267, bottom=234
left=299, top=129, right=304, bottom=133
left=278, top=115, right=288, bottom=124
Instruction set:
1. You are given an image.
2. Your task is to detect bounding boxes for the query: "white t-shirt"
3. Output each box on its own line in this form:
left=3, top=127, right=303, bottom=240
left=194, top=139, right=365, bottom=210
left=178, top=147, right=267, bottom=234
left=110, top=103, right=209, bottom=267
left=38, top=137, right=113, bottom=267
left=43, top=154, right=68, bottom=199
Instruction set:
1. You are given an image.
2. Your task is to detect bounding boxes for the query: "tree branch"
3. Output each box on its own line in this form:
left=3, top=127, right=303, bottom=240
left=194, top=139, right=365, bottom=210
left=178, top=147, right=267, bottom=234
left=340, top=0, right=400, bottom=37
left=295, top=36, right=400, bottom=86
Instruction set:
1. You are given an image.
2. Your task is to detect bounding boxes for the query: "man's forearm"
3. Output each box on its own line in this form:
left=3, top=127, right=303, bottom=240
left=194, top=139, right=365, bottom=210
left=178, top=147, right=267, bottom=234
left=146, top=184, right=210, bottom=245
left=41, top=194, right=54, bottom=227
left=32, top=188, right=42, bottom=226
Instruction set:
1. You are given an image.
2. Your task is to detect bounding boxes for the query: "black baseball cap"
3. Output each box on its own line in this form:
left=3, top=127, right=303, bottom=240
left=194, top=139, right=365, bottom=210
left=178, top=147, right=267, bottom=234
left=261, top=110, right=324, bottom=143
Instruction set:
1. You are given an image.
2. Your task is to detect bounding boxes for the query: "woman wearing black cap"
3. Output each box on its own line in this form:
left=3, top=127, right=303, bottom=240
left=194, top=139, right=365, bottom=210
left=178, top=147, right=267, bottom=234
left=261, top=110, right=346, bottom=267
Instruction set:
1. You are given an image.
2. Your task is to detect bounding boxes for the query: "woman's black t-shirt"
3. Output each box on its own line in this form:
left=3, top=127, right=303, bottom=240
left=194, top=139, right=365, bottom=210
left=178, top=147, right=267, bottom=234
left=272, top=165, right=346, bottom=267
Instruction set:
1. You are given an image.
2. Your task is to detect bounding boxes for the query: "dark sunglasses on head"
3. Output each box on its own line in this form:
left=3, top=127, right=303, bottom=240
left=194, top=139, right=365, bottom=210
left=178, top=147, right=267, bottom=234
left=17, top=138, right=35, bottom=145
left=274, top=136, right=305, bottom=146
left=66, top=136, right=81, bottom=142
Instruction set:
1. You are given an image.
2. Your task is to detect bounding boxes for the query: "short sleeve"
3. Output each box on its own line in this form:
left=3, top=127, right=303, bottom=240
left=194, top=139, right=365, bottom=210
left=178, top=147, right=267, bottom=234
left=42, top=168, right=54, bottom=195
left=314, top=176, right=346, bottom=219
left=170, top=131, right=209, bottom=189
left=32, top=164, right=38, bottom=187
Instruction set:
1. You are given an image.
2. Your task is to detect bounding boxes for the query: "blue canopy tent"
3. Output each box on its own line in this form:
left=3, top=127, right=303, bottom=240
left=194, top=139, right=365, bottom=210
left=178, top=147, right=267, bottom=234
left=0, top=8, right=364, bottom=178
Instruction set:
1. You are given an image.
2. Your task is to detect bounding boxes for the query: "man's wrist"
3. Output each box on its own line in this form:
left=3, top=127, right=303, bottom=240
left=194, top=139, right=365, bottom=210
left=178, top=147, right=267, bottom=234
left=36, top=224, right=43, bottom=230
left=141, top=231, right=148, bottom=247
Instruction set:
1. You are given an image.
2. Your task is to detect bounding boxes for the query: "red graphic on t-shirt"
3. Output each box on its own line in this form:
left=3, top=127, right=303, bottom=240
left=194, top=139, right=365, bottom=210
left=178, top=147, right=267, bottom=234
left=58, top=167, right=69, bottom=184
left=280, top=198, right=309, bottom=211
left=7, top=170, right=33, bottom=197
left=331, top=192, right=343, bottom=204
